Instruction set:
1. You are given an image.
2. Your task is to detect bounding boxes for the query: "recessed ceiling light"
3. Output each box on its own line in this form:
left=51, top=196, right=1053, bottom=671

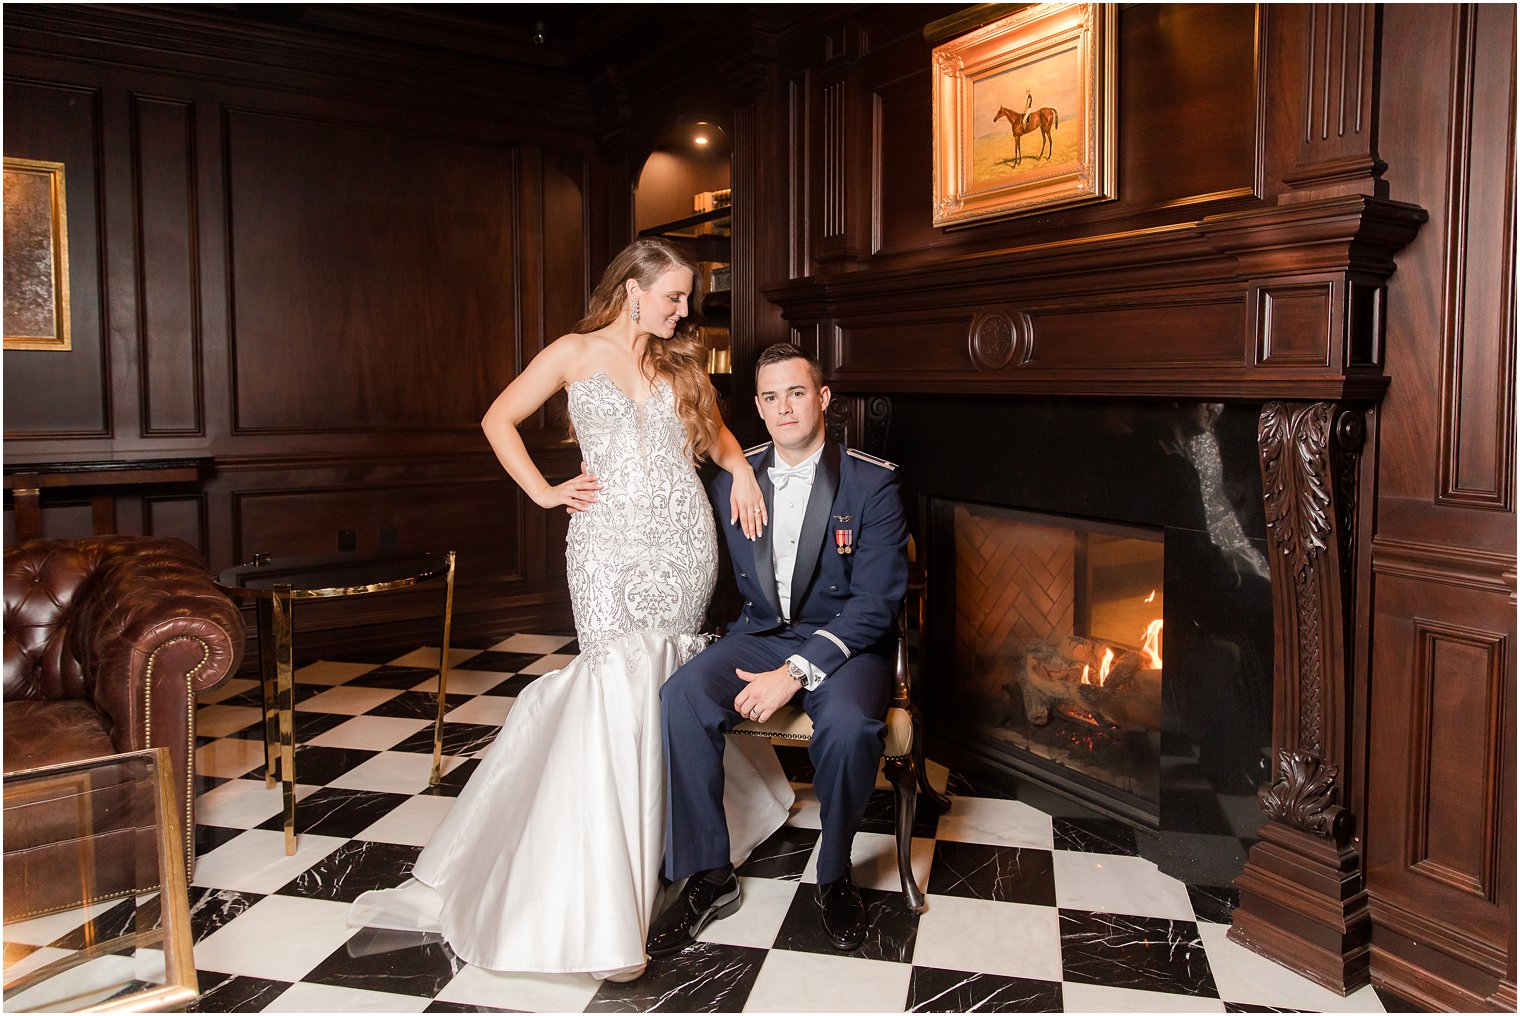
left=694, top=135, right=709, bottom=145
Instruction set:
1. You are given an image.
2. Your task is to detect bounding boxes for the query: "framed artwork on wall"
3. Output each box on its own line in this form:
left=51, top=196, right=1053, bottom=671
left=3, top=157, right=71, bottom=351
left=931, top=3, right=1117, bottom=227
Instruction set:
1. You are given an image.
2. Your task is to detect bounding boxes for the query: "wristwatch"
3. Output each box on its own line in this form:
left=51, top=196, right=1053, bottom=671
left=786, top=659, right=809, bottom=685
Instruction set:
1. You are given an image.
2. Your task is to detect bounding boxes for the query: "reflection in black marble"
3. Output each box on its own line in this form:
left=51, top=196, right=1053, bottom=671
left=255, top=786, right=408, bottom=838
left=586, top=941, right=767, bottom=1012
left=455, top=651, right=543, bottom=673
left=303, top=925, right=462, bottom=998
left=925, top=841, right=1057, bottom=906
left=1051, top=817, right=1140, bottom=856
left=1373, top=985, right=1437, bottom=1013
left=773, top=884, right=919, bottom=962
left=907, top=967, right=1064, bottom=1013
left=735, top=825, right=820, bottom=881
left=944, top=768, right=1018, bottom=802
left=422, top=758, right=480, bottom=797
left=348, top=665, right=439, bottom=689
left=393, top=722, right=502, bottom=758
left=859, top=787, right=943, bottom=838
left=276, top=839, right=422, bottom=902
left=1059, top=909, right=1218, bottom=998
left=187, top=972, right=292, bottom=1013
left=483, top=674, right=540, bottom=698
left=370, top=690, right=474, bottom=720
left=1186, top=883, right=1239, bottom=925
left=248, top=745, right=379, bottom=785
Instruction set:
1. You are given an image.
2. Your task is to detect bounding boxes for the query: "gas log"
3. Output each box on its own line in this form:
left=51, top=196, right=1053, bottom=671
left=1011, top=636, right=1162, bottom=732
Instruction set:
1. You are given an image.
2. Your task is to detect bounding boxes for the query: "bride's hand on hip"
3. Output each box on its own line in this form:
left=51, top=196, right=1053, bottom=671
left=730, top=469, right=768, bottom=541
left=535, top=462, right=601, bottom=514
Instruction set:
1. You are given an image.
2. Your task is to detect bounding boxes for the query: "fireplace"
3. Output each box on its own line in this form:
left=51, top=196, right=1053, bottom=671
left=893, top=396, right=1276, bottom=881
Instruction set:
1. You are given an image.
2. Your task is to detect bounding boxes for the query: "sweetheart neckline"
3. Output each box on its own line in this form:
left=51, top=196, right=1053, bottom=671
left=568, top=370, right=668, bottom=407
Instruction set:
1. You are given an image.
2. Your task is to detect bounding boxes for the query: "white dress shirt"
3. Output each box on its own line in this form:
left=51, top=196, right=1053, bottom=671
left=769, top=445, right=827, bottom=690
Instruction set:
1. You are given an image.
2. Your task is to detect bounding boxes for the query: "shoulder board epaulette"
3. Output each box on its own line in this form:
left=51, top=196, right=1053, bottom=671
left=743, top=441, right=773, bottom=457
left=846, top=448, right=898, bottom=471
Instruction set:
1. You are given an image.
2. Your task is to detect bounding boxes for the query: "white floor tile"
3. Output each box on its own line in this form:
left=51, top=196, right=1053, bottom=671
left=305, top=715, right=432, bottom=751
left=799, top=830, right=933, bottom=894
left=386, top=647, right=479, bottom=669
left=196, top=779, right=321, bottom=829
left=742, top=950, right=912, bottom=1012
left=297, top=685, right=403, bottom=715
left=296, top=660, right=378, bottom=686
left=195, top=704, right=265, bottom=738
left=1052, top=850, right=1196, bottom=921
left=1061, top=981, right=1226, bottom=1012
left=1, top=945, right=72, bottom=982
left=913, top=895, right=1064, bottom=982
left=194, top=895, right=356, bottom=982
left=437, top=670, right=514, bottom=695
left=444, top=695, right=513, bottom=727
left=489, top=633, right=575, bottom=654
left=696, top=876, right=799, bottom=950
left=934, top=796, right=1056, bottom=850
left=192, top=828, right=346, bottom=894
left=517, top=652, right=575, bottom=675
left=327, top=750, right=451, bottom=797
left=198, top=677, right=258, bottom=704
left=196, top=737, right=270, bottom=779
left=355, top=793, right=457, bottom=846
left=259, top=981, right=429, bottom=1012
left=434, top=964, right=600, bottom=1011
left=1198, top=923, right=1387, bottom=1012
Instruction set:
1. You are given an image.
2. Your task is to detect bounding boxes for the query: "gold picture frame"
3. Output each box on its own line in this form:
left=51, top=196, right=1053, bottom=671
left=4, top=157, right=72, bottom=351
left=931, top=3, right=1116, bottom=227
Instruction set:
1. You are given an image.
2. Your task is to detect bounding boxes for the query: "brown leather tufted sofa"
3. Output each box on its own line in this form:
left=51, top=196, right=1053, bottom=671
left=3, top=536, right=245, bottom=919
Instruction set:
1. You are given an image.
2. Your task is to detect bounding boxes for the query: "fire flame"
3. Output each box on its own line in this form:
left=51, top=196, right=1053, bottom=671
left=1141, top=618, right=1164, bottom=669
left=1144, top=589, right=1156, bottom=604
left=1097, top=647, right=1114, bottom=684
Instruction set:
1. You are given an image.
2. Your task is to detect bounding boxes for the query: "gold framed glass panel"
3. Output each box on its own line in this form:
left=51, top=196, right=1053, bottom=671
left=3, top=157, right=72, bottom=351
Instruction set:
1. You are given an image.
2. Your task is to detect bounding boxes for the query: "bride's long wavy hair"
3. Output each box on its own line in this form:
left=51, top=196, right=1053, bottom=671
left=574, top=238, right=716, bottom=460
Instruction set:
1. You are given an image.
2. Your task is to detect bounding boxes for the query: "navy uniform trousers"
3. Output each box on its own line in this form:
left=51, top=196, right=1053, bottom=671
left=660, top=631, right=891, bottom=885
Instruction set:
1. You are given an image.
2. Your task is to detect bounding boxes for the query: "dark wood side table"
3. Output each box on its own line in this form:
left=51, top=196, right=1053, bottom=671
left=215, top=552, right=457, bottom=855
left=4, top=457, right=211, bottom=541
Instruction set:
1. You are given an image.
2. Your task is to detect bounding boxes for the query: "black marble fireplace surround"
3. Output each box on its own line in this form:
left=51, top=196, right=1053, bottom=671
left=885, top=396, right=1275, bottom=887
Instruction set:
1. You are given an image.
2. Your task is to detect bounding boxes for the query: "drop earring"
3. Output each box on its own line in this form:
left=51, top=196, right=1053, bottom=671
left=629, top=300, right=640, bottom=323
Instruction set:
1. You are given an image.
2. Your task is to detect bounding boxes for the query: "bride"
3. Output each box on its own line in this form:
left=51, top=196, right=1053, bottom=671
left=350, top=238, right=794, bottom=981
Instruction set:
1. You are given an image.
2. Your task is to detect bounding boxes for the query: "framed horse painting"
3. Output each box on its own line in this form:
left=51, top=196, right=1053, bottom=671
left=930, top=3, right=1116, bottom=227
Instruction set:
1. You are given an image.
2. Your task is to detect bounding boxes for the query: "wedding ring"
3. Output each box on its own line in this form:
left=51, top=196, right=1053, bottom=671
left=752, top=507, right=762, bottom=513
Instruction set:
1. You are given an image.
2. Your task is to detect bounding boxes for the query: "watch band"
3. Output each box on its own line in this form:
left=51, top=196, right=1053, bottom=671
left=786, top=659, right=808, bottom=685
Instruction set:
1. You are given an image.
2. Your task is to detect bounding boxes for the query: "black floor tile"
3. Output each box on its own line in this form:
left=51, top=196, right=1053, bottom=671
left=347, top=665, right=439, bottom=689
left=1374, top=985, right=1436, bottom=1013
left=188, top=971, right=293, bottom=1012
left=48, top=897, right=139, bottom=950
left=421, top=758, right=480, bottom=797
left=196, top=822, right=247, bottom=856
left=184, top=887, right=265, bottom=942
left=1058, top=908, right=1218, bottom=998
left=247, top=745, right=379, bottom=785
left=859, top=787, right=943, bottom=838
left=1225, top=1004, right=1310, bottom=1013
left=393, top=722, right=502, bottom=758
left=275, top=839, right=422, bottom=903
left=254, top=786, right=409, bottom=838
left=455, top=651, right=543, bottom=673
left=1186, top=883, right=1238, bottom=925
left=1051, top=816, right=1140, bottom=856
left=925, top=841, right=1057, bottom=906
left=481, top=674, right=540, bottom=698
left=368, top=690, right=474, bottom=720
left=736, top=825, right=820, bottom=881
left=585, top=941, right=767, bottom=1012
left=303, top=925, right=462, bottom=998
left=905, top=966, right=1064, bottom=1012
left=425, top=1002, right=522, bottom=1013
left=773, top=884, right=919, bottom=962
left=773, top=744, right=815, bottom=783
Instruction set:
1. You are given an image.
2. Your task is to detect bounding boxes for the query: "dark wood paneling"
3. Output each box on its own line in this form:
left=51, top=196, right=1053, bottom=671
left=132, top=94, right=204, bottom=436
left=1028, top=296, right=1245, bottom=367
left=1438, top=3, right=1517, bottom=510
left=225, top=108, right=517, bottom=433
left=144, top=494, right=208, bottom=553
left=3, top=78, right=111, bottom=438
left=1257, top=282, right=1333, bottom=366
left=834, top=314, right=970, bottom=375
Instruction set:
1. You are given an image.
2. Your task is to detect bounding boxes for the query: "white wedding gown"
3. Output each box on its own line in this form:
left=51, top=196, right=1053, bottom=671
left=349, top=372, right=794, bottom=977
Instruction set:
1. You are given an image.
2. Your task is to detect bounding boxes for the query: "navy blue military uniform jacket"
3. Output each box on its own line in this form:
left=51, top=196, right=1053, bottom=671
left=709, top=440, right=908, bottom=675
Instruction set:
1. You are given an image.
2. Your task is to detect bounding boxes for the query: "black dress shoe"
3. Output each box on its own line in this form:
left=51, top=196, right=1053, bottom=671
left=646, top=869, right=741, bottom=958
left=817, top=866, right=868, bottom=951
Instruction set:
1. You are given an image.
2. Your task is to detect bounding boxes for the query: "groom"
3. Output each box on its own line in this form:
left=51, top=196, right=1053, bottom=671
left=648, top=343, right=908, bottom=956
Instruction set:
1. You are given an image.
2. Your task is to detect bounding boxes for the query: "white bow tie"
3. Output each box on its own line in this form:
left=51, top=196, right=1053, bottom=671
left=768, top=460, right=815, bottom=490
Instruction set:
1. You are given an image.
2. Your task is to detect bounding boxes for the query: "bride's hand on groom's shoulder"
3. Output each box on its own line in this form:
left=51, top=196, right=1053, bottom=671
left=535, top=462, right=601, bottom=514
left=729, top=470, right=768, bottom=541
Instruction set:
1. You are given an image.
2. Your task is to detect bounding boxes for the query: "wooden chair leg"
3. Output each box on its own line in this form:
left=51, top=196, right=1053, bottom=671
left=912, top=711, right=951, bottom=815
left=886, top=755, right=925, bottom=913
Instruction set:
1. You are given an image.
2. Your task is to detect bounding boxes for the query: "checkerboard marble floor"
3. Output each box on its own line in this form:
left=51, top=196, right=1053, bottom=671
left=15, top=634, right=1398, bottom=1013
